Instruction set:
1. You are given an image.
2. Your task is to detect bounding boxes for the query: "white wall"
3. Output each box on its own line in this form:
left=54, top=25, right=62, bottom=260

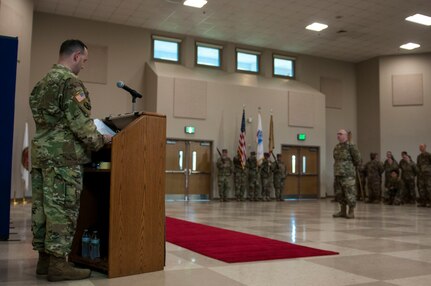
left=379, top=54, right=431, bottom=161
left=0, top=0, right=33, bottom=198
left=27, top=12, right=360, bottom=199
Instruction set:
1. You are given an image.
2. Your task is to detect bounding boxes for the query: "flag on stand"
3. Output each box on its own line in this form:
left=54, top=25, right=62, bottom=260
left=237, top=108, right=247, bottom=169
left=256, top=110, right=264, bottom=165
left=269, top=114, right=274, bottom=154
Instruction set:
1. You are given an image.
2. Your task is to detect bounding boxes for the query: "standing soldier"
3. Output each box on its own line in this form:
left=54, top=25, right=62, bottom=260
left=364, top=153, right=384, bottom=203
left=399, top=151, right=418, bottom=204
left=333, top=129, right=361, bottom=219
left=233, top=154, right=247, bottom=201
left=217, top=149, right=233, bottom=202
left=260, top=152, right=273, bottom=201
left=416, top=144, right=431, bottom=207
left=247, top=151, right=259, bottom=201
left=273, top=154, right=287, bottom=201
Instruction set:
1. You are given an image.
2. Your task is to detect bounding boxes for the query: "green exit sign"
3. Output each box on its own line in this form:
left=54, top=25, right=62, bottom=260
left=297, top=133, right=306, bottom=141
left=184, top=126, right=195, bottom=134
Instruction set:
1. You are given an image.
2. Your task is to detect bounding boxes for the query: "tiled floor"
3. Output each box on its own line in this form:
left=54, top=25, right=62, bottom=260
left=2, top=200, right=431, bottom=285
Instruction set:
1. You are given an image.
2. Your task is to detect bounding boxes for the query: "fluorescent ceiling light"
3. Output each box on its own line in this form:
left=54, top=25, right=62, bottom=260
left=405, top=13, right=431, bottom=26
left=400, top=42, right=420, bottom=50
left=305, top=22, right=328, bottom=32
left=183, top=0, right=207, bottom=8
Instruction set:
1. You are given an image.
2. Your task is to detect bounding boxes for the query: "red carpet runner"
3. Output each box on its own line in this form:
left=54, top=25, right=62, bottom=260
left=166, top=217, right=338, bottom=263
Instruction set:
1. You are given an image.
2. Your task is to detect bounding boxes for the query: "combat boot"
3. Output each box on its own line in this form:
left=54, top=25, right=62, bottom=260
left=346, top=206, right=355, bottom=219
left=36, top=251, right=50, bottom=275
left=47, top=255, right=91, bottom=282
left=332, top=205, right=347, bottom=218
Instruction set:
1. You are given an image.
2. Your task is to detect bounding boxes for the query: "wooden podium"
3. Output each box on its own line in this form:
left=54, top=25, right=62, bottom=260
left=69, top=112, right=166, bottom=278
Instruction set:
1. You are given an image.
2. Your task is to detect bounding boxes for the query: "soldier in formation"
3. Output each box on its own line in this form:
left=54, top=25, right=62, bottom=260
left=399, top=151, right=417, bottom=204
left=384, top=170, right=403, bottom=205
left=260, top=152, right=273, bottom=201
left=417, top=144, right=431, bottom=207
left=273, top=154, right=287, bottom=201
left=332, top=129, right=361, bottom=219
left=217, top=149, right=233, bottom=202
left=364, top=153, right=384, bottom=203
left=233, top=154, right=247, bottom=201
left=246, top=151, right=260, bottom=201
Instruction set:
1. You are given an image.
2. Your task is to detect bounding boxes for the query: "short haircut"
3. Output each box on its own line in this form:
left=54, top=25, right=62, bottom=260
left=59, top=39, right=87, bottom=56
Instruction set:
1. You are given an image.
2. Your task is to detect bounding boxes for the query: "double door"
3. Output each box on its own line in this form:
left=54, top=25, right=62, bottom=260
left=281, top=145, right=320, bottom=199
left=165, top=139, right=212, bottom=200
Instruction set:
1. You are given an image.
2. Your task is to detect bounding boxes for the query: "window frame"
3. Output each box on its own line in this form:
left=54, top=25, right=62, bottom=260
left=195, top=41, right=223, bottom=69
left=272, top=54, right=296, bottom=79
left=235, top=48, right=261, bottom=74
left=151, top=35, right=182, bottom=64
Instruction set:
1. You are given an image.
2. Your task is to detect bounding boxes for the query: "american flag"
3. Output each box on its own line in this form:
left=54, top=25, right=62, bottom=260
left=237, top=108, right=247, bottom=169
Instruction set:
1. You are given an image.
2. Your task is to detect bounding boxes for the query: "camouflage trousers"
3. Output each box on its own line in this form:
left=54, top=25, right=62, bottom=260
left=417, top=175, right=431, bottom=204
left=31, top=165, right=83, bottom=257
left=234, top=171, right=247, bottom=200
left=218, top=175, right=230, bottom=200
left=367, top=178, right=382, bottom=202
left=383, top=188, right=401, bottom=205
left=401, top=178, right=416, bottom=203
left=261, top=176, right=273, bottom=200
left=274, top=175, right=285, bottom=200
left=334, top=176, right=357, bottom=208
left=248, top=173, right=259, bottom=200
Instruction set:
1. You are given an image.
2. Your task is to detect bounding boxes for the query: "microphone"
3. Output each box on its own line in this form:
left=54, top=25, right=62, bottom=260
left=116, top=81, right=142, bottom=98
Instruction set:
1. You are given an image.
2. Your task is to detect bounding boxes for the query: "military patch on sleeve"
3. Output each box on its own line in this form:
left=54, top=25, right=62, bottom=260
left=74, top=91, right=86, bottom=103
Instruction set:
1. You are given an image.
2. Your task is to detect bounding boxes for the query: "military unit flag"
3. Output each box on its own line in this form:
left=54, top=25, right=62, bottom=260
left=256, top=110, right=264, bottom=165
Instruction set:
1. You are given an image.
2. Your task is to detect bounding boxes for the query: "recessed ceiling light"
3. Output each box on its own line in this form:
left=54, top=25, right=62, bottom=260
left=305, top=22, right=328, bottom=32
left=183, top=0, right=207, bottom=8
left=400, top=42, right=421, bottom=50
left=405, top=13, right=431, bottom=26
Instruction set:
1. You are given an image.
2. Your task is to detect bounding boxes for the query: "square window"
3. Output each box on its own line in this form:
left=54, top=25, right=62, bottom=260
left=153, top=38, right=180, bottom=62
left=236, top=50, right=259, bottom=73
left=273, top=55, right=295, bottom=78
left=196, top=45, right=221, bottom=67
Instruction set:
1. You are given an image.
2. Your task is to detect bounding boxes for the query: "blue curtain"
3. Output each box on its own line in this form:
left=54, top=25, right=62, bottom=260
left=0, top=36, right=18, bottom=240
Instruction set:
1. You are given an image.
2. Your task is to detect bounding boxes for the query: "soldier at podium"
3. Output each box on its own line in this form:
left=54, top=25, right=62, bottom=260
left=30, top=39, right=112, bottom=282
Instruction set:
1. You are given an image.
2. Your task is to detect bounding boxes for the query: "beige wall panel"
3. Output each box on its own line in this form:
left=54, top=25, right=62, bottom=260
left=392, top=73, right=423, bottom=106
left=321, top=77, right=342, bottom=109
left=288, top=91, right=315, bottom=128
left=173, top=78, right=207, bottom=119
left=80, top=44, right=108, bottom=84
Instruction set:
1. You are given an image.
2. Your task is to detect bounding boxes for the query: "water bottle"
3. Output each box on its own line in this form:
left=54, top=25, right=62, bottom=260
left=90, top=231, right=100, bottom=260
left=81, top=229, right=90, bottom=258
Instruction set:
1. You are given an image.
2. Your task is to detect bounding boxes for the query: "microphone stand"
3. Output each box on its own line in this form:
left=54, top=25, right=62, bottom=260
left=131, top=94, right=139, bottom=113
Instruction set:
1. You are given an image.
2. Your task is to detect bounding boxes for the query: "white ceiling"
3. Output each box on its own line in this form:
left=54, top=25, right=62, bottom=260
left=33, top=0, right=431, bottom=63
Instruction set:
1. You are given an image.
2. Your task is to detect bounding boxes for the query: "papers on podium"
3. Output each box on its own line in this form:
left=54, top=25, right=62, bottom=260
left=94, top=119, right=116, bottom=136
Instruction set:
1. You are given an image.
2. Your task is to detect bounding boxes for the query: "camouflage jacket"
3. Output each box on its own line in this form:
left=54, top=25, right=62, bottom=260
left=333, top=142, right=361, bottom=177
left=233, top=155, right=247, bottom=174
left=30, top=64, right=104, bottom=168
left=417, top=152, right=431, bottom=175
left=384, top=160, right=399, bottom=177
left=399, top=159, right=418, bottom=180
left=217, top=157, right=233, bottom=177
left=260, top=158, right=273, bottom=178
left=364, top=159, right=384, bottom=179
left=273, top=160, right=287, bottom=179
left=387, top=176, right=402, bottom=190
left=246, top=155, right=259, bottom=175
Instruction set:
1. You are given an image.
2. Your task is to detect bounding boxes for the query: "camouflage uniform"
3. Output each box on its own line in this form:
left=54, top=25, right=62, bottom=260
left=30, top=64, right=105, bottom=257
left=217, top=155, right=233, bottom=201
left=333, top=142, right=361, bottom=208
left=416, top=151, right=431, bottom=206
left=273, top=159, right=287, bottom=201
left=383, top=159, right=399, bottom=189
left=384, top=174, right=403, bottom=205
left=260, top=156, right=273, bottom=201
left=399, top=158, right=418, bottom=203
left=246, top=153, right=260, bottom=201
left=364, top=159, right=384, bottom=203
left=233, top=155, right=247, bottom=201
